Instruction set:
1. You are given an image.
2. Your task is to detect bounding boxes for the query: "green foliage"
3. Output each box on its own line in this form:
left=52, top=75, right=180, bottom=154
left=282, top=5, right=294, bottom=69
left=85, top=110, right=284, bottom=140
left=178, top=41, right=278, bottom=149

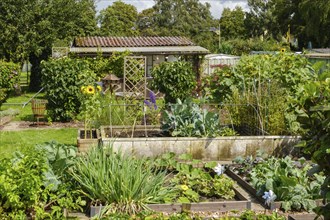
left=239, top=210, right=286, bottom=220
left=218, top=38, right=287, bottom=56
left=87, top=51, right=131, bottom=78
left=162, top=99, right=226, bottom=137
left=41, top=57, right=96, bottom=121
left=0, top=145, right=84, bottom=218
left=98, top=1, right=139, bottom=36
left=203, top=53, right=316, bottom=135
left=220, top=7, right=246, bottom=40
left=152, top=153, right=236, bottom=203
left=0, top=0, right=97, bottom=90
left=152, top=61, right=196, bottom=103
left=150, top=0, right=217, bottom=49
left=37, top=141, right=77, bottom=177
left=69, top=145, right=173, bottom=215
left=293, top=68, right=330, bottom=217
left=245, top=0, right=330, bottom=48
left=0, top=60, right=20, bottom=107
left=248, top=156, right=324, bottom=212
left=170, top=165, right=235, bottom=203
left=79, top=84, right=103, bottom=136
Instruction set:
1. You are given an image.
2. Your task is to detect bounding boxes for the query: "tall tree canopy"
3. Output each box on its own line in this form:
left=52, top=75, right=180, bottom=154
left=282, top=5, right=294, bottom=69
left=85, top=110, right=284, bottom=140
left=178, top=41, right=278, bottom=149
left=245, top=0, right=280, bottom=39
left=0, top=0, right=97, bottom=91
left=220, top=6, right=246, bottom=40
left=98, top=1, right=139, bottom=36
left=245, top=0, right=330, bottom=48
left=138, top=0, right=218, bottom=51
left=299, top=0, right=330, bottom=47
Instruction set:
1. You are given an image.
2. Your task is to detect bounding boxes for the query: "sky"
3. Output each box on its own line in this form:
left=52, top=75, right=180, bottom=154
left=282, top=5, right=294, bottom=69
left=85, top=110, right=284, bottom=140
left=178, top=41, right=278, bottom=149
left=95, top=0, right=249, bottom=19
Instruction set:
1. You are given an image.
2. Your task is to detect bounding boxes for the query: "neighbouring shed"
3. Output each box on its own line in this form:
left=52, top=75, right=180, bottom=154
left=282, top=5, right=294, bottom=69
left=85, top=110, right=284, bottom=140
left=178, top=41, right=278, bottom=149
left=202, top=54, right=240, bottom=75
left=305, top=48, right=330, bottom=71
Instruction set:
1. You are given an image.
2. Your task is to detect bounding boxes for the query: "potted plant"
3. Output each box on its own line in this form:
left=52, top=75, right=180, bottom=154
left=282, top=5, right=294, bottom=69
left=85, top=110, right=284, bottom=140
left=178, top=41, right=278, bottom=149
left=77, top=84, right=102, bottom=152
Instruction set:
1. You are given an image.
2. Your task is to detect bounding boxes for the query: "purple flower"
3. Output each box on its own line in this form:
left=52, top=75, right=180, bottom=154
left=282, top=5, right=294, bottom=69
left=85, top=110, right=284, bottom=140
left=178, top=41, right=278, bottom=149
left=150, top=91, right=156, bottom=104
left=144, top=100, right=151, bottom=107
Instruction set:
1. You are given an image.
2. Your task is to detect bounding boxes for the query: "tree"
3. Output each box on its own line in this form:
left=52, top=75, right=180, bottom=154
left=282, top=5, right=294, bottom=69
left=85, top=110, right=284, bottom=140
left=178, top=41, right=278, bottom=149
left=137, top=8, right=158, bottom=36
left=0, top=0, right=98, bottom=91
left=246, top=0, right=330, bottom=48
left=98, top=1, right=139, bottom=36
left=245, top=0, right=281, bottom=39
left=299, top=0, right=330, bottom=47
left=220, top=6, right=246, bottom=40
left=150, top=0, right=218, bottom=51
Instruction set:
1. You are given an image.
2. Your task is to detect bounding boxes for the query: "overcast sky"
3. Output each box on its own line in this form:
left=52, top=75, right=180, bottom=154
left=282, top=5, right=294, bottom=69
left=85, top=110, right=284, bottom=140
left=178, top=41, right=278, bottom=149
left=95, top=0, right=249, bottom=19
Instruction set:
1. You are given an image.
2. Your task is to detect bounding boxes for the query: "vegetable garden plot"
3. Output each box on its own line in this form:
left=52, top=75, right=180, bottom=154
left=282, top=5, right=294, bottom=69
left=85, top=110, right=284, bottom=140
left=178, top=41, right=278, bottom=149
left=226, top=156, right=324, bottom=212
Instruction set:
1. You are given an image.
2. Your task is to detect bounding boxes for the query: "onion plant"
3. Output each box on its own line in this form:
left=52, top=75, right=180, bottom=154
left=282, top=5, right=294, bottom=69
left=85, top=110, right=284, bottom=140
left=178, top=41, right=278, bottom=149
left=69, top=144, right=172, bottom=215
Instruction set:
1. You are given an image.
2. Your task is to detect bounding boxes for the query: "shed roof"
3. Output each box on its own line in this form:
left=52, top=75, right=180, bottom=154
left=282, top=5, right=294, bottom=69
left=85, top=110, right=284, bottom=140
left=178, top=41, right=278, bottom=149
left=73, top=36, right=196, bottom=47
left=70, top=36, right=210, bottom=55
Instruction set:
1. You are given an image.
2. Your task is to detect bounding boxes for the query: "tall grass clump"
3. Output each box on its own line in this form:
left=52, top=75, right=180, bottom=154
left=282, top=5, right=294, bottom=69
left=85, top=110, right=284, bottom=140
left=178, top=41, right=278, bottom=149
left=69, top=145, right=172, bottom=215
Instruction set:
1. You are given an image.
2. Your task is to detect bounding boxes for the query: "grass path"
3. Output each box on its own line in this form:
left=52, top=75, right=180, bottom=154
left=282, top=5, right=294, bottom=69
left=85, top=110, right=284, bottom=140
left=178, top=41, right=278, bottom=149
left=0, top=128, right=77, bottom=159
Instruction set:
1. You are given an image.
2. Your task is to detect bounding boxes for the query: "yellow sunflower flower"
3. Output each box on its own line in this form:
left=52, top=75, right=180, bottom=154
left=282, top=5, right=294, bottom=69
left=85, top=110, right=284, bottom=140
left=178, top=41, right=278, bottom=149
left=181, top=185, right=189, bottom=191
left=280, top=48, right=286, bottom=53
left=96, top=85, right=102, bottom=92
left=86, top=85, right=95, bottom=94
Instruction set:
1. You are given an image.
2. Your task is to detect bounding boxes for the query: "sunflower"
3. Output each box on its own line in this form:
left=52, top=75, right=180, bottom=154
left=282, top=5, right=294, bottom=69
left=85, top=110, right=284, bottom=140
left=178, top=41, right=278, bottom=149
left=280, top=48, right=286, bottom=53
left=96, top=85, right=102, bottom=92
left=86, top=85, right=95, bottom=94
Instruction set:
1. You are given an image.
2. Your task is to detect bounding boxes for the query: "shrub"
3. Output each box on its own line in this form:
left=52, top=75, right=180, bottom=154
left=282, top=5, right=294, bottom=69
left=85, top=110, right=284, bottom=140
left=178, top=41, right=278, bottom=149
left=0, top=60, right=20, bottom=108
left=218, top=38, right=287, bottom=55
left=87, top=51, right=131, bottom=78
left=294, top=69, right=330, bottom=218
left=151, top=61, right=196, bottom=103
left=0, top=145, right=84, bottom=219
left=41, top=57, right=96, bottom=121
left=69, top=145, right=173, bottom=215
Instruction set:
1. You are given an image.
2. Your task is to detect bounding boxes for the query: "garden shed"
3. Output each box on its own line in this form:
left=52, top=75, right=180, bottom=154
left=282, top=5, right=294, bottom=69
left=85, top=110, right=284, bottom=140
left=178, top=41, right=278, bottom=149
left=70, top=36, right=210, bottom=77
left=202, top=54, right=240, bottom=75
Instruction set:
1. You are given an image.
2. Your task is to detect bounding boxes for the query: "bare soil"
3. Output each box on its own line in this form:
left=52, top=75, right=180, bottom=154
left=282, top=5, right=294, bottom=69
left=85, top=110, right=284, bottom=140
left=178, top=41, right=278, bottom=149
left=0, top=120, right=83, bottom=131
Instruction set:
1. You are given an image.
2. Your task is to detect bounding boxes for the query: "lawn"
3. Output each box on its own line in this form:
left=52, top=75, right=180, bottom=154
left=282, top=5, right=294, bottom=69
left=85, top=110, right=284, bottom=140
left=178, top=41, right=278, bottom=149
left=0, top=92, right=46, bottom=121
left=0, top=128, right=77, bottom=159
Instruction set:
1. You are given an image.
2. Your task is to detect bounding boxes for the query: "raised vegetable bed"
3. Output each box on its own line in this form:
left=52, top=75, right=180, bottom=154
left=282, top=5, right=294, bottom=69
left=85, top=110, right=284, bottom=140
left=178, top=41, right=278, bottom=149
left=226, top=157, right=324, bottom=212
left=101, top=125, right=301, bottom=160
left=147, top=184, right=251, bottom=213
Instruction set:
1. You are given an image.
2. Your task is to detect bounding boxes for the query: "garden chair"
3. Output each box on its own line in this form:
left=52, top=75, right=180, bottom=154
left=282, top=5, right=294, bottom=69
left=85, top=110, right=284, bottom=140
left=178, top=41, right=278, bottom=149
left=31, top=99, right=48, bottom=125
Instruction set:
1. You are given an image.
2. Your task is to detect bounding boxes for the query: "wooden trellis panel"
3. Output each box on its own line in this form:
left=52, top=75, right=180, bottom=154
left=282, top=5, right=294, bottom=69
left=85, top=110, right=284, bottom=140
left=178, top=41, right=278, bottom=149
left=123, top=56, right=147, bottom=100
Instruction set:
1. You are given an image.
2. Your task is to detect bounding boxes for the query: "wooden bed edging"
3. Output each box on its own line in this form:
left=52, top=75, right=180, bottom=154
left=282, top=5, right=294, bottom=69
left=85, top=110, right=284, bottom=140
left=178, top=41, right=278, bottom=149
left=226, top=168, right=324, bottom=211
left=147, top=185, right=251, bottom=213
left=288, top=213, right=322, bottom=220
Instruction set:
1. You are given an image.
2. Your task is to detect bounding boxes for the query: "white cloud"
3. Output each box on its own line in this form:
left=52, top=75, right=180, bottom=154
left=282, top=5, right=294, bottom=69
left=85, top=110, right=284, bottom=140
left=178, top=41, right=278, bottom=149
left=95, top=0, right=249, bottom=19
left=207, top=0, right=249, bottom=18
